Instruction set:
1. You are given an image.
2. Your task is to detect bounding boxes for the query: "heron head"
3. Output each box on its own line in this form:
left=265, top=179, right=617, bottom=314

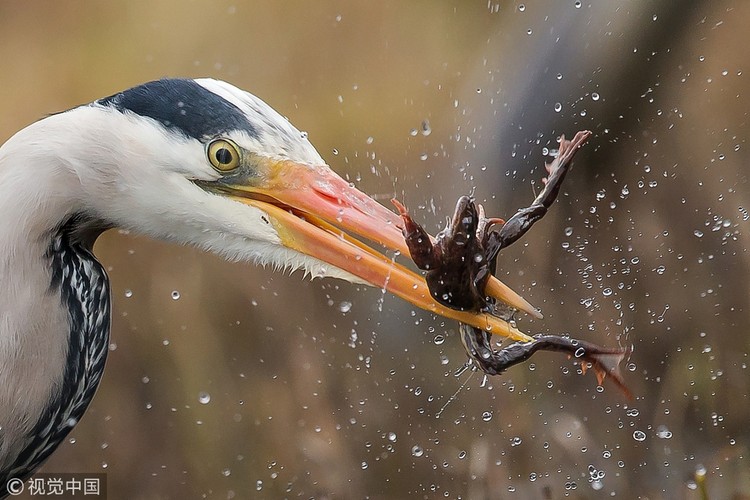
left=78, top=78, right=406, bottom=281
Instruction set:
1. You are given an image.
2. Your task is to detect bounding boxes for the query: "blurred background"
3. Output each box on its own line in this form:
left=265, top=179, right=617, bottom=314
left=1, top=1, right=748, bottom=498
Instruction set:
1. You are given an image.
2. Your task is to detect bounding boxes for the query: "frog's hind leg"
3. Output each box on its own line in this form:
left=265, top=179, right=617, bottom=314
left=460, top=324, right=544, bottom=376
left=460, top=324, right=632, bottom=398
left=485, top=130, right=592, bottom=265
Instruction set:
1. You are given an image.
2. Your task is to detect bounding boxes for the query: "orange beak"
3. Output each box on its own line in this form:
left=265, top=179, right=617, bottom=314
left=225, top=158, right=538, bottom=342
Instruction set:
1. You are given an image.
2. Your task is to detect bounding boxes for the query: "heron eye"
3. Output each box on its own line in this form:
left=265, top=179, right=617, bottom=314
left=207, top=139, right=241, bottom=172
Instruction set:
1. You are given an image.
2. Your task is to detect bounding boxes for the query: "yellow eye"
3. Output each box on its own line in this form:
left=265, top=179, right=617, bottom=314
left=207, top=139, right=241, bottom=172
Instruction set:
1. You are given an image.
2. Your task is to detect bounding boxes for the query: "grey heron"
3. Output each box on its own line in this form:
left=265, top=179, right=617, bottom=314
left=0, top=78, right=536, bottom=488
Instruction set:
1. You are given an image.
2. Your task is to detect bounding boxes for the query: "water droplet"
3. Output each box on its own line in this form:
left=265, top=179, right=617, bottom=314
left=421, top=120, right=432, bottom=136
left=171, top=290, right=181, bottom=300
left=554, top=102, right=562, bottom=113
left=222, top=468, right=231, bottom=477
left=411, top=445, right=424, bottom=457
left=633, top=430, right=646, bottom=442
left=458, top=450, right=467, bottom=459
left=339, top=301, right=352, bottom=313
left=361, top=461, right=368, bottom=470
left=592, top=92, right=600, bottom=101
left=124, top=289, right=133, bottom=298
left=198, top=392, right=211, bottom=404
left=482, top=411, right=493, bottom=422
left=656, top=425, right=672, bottom=439
left=518, top=4, right=526, bottom=11
left=433, top=335, right=445, bottom=345
left=256, top=480, right=263, bottom=491
left=388, top=432, right=397, bottom=442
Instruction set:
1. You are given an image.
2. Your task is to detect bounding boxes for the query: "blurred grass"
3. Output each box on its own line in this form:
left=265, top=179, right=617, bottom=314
left=1, top=0, right=749, bottom=498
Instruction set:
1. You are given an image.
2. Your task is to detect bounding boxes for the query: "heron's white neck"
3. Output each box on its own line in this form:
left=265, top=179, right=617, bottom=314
left=0, top=115, right=90, bottom=472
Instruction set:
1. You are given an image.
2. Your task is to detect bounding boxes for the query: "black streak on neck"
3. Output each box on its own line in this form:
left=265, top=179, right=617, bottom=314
left=3, top=215, right=111, bottom=485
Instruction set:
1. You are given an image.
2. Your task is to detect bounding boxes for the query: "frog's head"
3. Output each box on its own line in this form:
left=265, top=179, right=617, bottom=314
left=440, top=195, right=479, bottom=245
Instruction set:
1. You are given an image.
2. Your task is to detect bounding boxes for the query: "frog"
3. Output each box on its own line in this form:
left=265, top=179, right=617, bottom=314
left=393, top=131, right=631, bottom=396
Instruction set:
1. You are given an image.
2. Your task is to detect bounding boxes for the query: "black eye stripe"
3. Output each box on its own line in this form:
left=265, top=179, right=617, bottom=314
left=97, top=79, right=257, bottom=140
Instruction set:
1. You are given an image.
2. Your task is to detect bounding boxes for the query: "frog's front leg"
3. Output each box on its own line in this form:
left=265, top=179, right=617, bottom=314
left=485, top=130, right=591, bottom=263
left=392, top=198, right=440, bottom=270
